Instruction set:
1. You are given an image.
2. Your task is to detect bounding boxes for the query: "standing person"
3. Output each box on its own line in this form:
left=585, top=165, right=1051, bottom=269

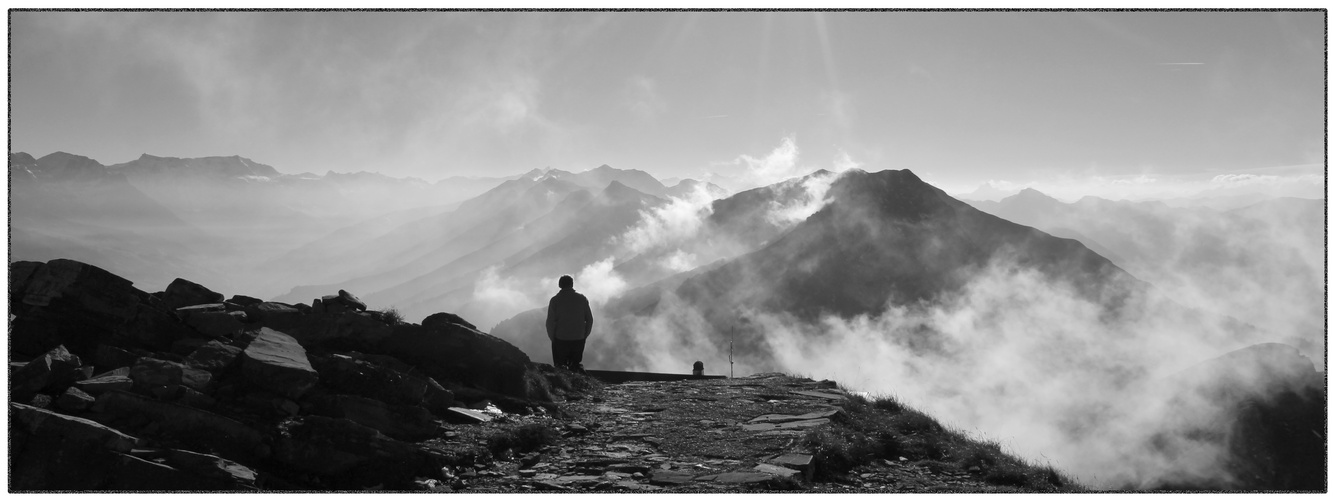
left=546, top=274, right=593, bottom=373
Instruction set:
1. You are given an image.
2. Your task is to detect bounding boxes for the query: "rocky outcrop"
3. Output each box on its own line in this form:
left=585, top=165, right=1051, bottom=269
left=380, top=322, right=533, bottom=400
left=423, top=311, right=477, bottom=331
left=12, top=345, right=84, bottom=404
left=163, top=278, right=225, bottom=310
left=7, top=258, right=567, bottom=491
left=239, top=328, right=319, bottom=400
left=10, top=259, right=193, bottom=359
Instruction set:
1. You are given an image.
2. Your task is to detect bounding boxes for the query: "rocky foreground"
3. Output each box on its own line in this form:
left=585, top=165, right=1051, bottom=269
left=8, top=258, right=1322, bottom=492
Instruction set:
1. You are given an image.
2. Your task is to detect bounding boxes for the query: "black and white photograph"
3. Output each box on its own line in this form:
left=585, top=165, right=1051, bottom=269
left=7, top=6, right=1327, bottom=492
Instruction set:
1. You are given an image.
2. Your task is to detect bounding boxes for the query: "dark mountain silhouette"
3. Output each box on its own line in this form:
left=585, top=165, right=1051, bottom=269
left=1140, top=343, right=1324, bottom=490
left=667, top=169, right=1140, bottom=329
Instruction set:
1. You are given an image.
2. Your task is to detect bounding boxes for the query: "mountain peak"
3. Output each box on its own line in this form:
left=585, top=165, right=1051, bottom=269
left=1005, top=187, right=1062, bottom=205
left=826, top=168, right=957, bottom=220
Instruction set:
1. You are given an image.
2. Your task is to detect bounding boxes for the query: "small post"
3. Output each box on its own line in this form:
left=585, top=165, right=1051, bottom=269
left=729, top=325, right=735, bottom=379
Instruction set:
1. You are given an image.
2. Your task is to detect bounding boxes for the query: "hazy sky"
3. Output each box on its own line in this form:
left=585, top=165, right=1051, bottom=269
left=10, top=10, right=1325, bottom=192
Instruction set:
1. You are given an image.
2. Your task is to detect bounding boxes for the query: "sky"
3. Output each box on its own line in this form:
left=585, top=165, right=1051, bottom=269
left=9, top=9, right=1326, bottom=194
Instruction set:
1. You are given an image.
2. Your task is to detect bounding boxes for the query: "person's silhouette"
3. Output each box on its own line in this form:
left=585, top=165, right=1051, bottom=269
left=545, top=274, right=593, bottom=373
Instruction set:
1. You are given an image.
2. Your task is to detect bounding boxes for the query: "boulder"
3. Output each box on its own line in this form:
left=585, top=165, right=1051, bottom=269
left=338, top=289, right=367, bottom=311
left=227, top=295, right=264, bottom=307
left=10, top=259, right=192, bottom=359
left=184, top=340, right=244, bottom=374
left=92, top=390, right=264, bottom=464
left=93, top=344, right=143, bottom=371
left=113, top=448, right=258, bottom=490
left=306, top=394, right=440, bottom=442
left=239, top=328, right=319, bottom=399
left=378, top=322, right=532, bottom=399
left=423, top=377, right=457, bottom=416
left=247, top=302, right=304, bottom=332
left=310, top=353, right=428, bottom=406
left=273, top=415, right=423, bottom=478
left=422, top=312, right=477, bottom=331
left=75, top=367, right=133, bottom=395
left=238, top=391, right=299, bottom=417
left=272, top=311, right=392, bottom=349
left=12, top=345, right=84, bottom=401
left=176, top=303, right=227, bottom=314
left=129, top=357, right=212, bottom=392
left=170, top=337, right=211, bottom=356
left=9, top=261, right=43, bottom=310
left=181, top=310, right=246, bottom=339
left=57, top=386, right=97, bottom=412
left=163, top=278, right=224, bottom=310
left=10, top=402, right=141, bottom=490
left=441, top=407, right=492, bottom=424
left=318, top=295, right=344, bottom=313
left=11, top=401, right=139, bottom=451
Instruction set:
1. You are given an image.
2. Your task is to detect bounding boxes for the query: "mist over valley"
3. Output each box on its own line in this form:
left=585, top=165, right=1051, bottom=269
left=8, top=147, right=1324, bottom=489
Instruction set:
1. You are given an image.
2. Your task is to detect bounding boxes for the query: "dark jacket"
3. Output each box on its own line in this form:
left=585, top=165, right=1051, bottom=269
left=546, top=288, right=593, bottom=341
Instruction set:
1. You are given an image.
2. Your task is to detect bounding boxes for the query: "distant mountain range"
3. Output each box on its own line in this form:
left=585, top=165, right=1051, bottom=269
left=9, top=149, right=1322, bottom=494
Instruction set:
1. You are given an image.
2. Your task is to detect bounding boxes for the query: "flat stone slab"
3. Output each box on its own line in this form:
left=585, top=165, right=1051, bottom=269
left=700, top=472, right=774, bottom=484
left=770, top=453, right=814, bottom=469
left=550, top=474, right=600, bottom=485
left=740, top=418, right=831, bottom=432
left=648, top=469, right=695, bottom=486
left=789, top=390, right=846, bottom=401
left=754, top=463, right=801, bottom=479
left=75, top=374, right=133, bottom=395
left=240, top=328, right=318, bottom=400
left=442, top=407, right=493, bottom=424
left=747, top=409, right=841, bottom=424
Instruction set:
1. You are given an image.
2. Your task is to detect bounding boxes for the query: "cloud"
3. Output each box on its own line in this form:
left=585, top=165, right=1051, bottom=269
left=749, top=258, right=1302, bottom=489
left=709, top=136, right=862, bottom=194
left=468, top=266, right=542, bottom=330
left=662, top=249, right=699, bottom=273
left=573, top=257, right=628, bottom=306
left=618, top=181, right=719, bottom=254
left=764, top=170, right=841, bottom=225
left=738, top=135, right=802, bottom=185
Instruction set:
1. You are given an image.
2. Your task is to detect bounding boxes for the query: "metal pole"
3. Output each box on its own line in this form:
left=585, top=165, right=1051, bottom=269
left=729, top=325, right=735, bottom=379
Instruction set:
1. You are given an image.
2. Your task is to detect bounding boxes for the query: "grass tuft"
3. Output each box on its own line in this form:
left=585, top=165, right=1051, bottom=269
left=375, top=307, right=405, bottom=326
left=801, top=391, right=1081, bottom=491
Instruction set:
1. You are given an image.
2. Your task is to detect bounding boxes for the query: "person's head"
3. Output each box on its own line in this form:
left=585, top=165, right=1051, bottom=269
left=558, top=275, right=574, bottom=290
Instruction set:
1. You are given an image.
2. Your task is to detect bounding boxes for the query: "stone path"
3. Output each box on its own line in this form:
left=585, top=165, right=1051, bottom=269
left=440, top=374, right=1006, bottom=493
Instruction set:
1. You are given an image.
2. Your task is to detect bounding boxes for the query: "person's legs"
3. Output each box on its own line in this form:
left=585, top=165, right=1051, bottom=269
left=551, top=340, right=567, bottom=369
left=569, top=339, right=586, bottom=373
